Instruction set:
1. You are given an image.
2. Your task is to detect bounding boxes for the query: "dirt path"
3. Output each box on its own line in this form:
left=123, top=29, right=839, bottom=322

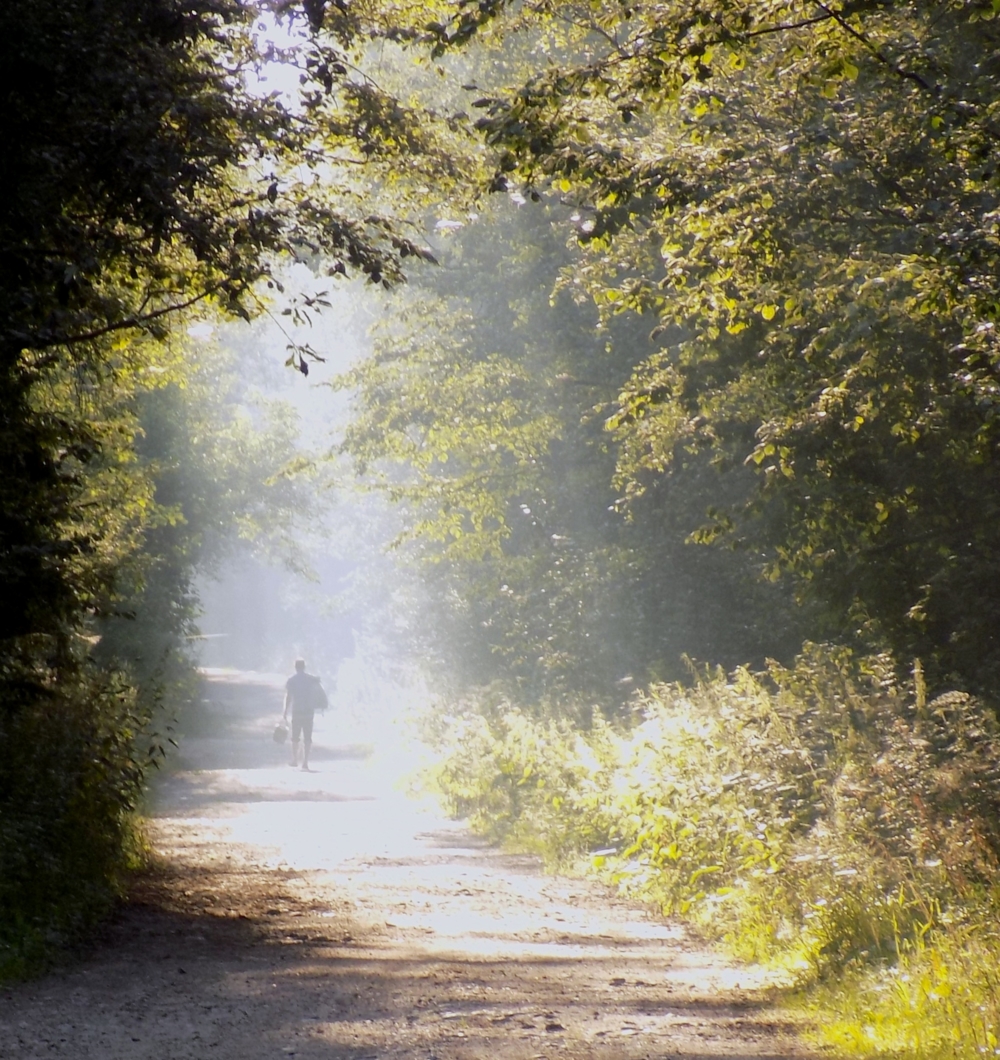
left=0, top=672, right=811, bottom=1060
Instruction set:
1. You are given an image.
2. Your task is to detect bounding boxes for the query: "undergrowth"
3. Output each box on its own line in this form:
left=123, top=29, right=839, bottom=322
left=421, top=644, right=1000, bottom=1059
left=0, top=653, right=153, bottom=980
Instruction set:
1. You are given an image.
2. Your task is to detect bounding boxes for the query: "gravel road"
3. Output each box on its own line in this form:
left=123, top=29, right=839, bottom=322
left=0, top=670, right=812, bottom=1060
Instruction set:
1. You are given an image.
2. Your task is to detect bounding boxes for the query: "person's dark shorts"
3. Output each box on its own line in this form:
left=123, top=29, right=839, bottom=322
left=291, top=709, right=314, bottom=744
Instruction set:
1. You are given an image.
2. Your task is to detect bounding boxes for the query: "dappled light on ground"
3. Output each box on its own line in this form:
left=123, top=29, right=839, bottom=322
left=0, top=672, right=806, bottom=1059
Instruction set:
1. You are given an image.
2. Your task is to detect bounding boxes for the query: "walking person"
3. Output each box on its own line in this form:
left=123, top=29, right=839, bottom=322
left=283, top=658, right=327, bottom=771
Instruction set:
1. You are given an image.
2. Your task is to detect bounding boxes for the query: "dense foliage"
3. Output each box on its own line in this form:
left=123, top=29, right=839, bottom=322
left=423, top=646, right=1000, bottom=1057
left=340, top=199, right=811, bottom=704
left=0, top=323, right=311, bottom=974
left=409, top=0, right=1000, bottom=696
left=337, top=7, right=1000, bottom=1056
left=0, top=0, right=442, bottom=969
left=6, top=15, right=1000, bottom=1060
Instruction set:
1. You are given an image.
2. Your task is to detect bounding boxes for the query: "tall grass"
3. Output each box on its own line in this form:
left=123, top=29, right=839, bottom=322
left=812, top=908, right=1000, bottom=1058
left=421, top=644, right=1000, bottom=1058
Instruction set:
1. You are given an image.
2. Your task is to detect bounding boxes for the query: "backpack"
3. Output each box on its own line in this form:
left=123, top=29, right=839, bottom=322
left=307, top=675, right=328, bottom=713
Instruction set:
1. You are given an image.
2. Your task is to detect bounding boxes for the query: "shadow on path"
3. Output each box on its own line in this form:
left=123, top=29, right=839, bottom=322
left=0, top=671, right=814, bottom=1060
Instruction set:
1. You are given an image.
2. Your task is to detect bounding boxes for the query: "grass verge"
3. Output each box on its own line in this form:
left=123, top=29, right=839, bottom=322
left=419, top=644, right=1000, bottom=1059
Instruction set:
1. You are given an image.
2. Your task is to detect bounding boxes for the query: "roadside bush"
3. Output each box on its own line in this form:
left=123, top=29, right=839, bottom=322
left=423, top=644, right=1000, bottom=1055
left=0, top=647, right=149, bottom=978
left=426, top=704, right=620, bottom=858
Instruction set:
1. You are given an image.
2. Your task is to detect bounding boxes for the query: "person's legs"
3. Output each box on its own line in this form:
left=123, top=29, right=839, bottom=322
left=290, top=714, right=304, bottom=766
left=300, top=710, right=314, bottom=770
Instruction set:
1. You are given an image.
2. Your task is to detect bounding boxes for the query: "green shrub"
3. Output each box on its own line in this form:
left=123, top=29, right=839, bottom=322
left=423, top=644, right=1000, bottom=985
left=424, top=645, right=1000, bottom=1055
left=0, top=647, right=149, bottom=979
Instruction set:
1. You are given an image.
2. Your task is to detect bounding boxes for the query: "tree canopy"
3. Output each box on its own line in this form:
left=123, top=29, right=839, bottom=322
left=0, top=0, right=446, bottom=963
left=404, top=0, right=1000, bottom=695
left=339, top=197, right=811, bottom=705
left=6, top=0, right=1000, bottom=971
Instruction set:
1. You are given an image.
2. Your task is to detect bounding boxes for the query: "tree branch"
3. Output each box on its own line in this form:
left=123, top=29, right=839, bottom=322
left=813, top=1, right=937, bottom=95
left=19, top=284, right=227, bottom=351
